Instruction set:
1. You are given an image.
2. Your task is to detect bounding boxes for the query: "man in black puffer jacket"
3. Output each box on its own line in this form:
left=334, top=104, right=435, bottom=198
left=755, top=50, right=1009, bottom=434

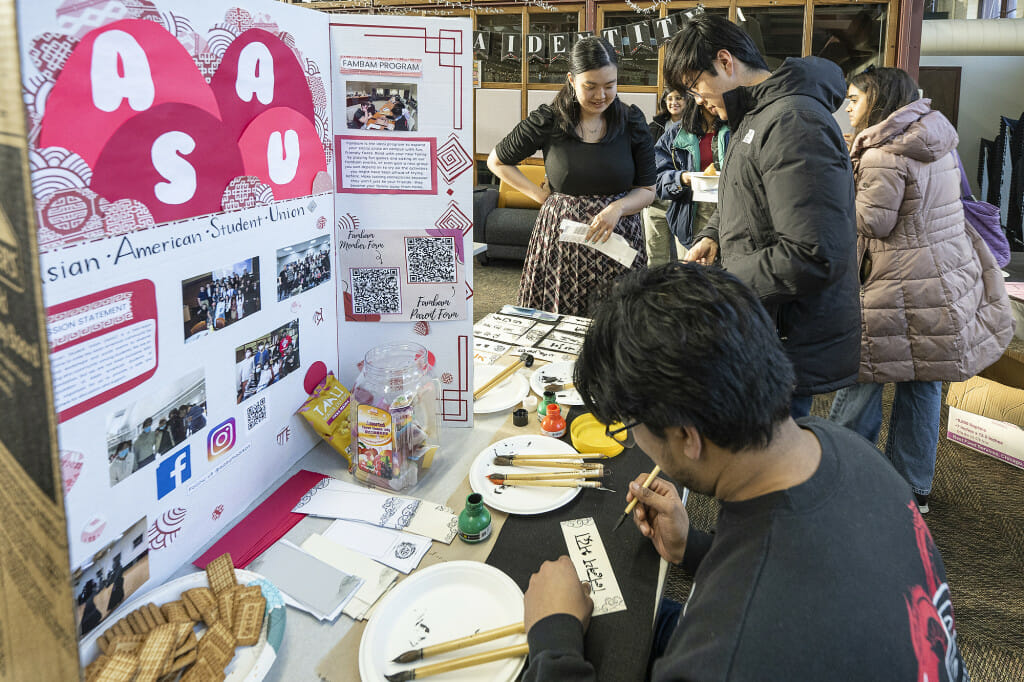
left=669, top=15, right=860, bottom=417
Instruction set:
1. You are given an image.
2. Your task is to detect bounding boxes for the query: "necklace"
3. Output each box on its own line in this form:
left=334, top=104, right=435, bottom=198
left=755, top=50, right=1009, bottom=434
left=578, top=119, right=604, bottom=139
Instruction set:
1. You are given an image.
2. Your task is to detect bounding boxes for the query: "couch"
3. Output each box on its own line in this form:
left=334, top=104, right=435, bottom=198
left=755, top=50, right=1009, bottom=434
left=473, top=163, right=544, bottom=264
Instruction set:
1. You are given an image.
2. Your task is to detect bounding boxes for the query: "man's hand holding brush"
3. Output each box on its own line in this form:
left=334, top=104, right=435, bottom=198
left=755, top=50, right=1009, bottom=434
left=628, top=475, right=690, bottom=565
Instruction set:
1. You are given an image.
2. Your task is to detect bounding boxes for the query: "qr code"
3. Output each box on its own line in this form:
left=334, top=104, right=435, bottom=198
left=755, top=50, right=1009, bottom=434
left=351, top=267, right=401, bottom=314
left=406, top=236, right=457, bottom=283
left=246, top=397, right=267, bottom=431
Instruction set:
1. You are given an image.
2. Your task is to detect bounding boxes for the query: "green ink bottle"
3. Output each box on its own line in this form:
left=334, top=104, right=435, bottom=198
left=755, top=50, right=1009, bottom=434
left=538, top=390, right=557, bottom=422
left=458, top=493, right=492, bottom=543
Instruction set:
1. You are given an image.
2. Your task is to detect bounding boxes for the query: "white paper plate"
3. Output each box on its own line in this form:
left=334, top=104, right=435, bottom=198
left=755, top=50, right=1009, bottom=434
left=473, top=364, right=530, bottom=414
left=530, top=361, right=583, bottom=405
left=469, top=435, right=581, bottom=515
left=79, top=569, right=286, bottom=681
left=359, top=561, right=526, bottom=682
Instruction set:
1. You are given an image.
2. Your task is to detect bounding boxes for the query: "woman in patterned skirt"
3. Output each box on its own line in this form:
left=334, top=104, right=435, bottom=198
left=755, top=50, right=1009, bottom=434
left=487, top=36, right=656, bottom=316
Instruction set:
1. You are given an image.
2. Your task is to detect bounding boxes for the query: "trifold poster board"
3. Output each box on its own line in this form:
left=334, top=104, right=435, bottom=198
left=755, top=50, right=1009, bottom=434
left=0, top=0, right=79, bottom=677
left=5, top=0, right=472, bottom=669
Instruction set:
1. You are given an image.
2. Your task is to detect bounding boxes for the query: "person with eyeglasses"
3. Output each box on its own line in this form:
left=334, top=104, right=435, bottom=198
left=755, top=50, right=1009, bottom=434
left=519, top=262, right=968, bottom=682
left=664, top=14, right=860, bottom=419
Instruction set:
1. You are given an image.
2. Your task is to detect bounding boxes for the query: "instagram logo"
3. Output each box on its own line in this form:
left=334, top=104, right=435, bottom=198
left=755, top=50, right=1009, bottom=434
left=207, top=418, right=236, bottom=460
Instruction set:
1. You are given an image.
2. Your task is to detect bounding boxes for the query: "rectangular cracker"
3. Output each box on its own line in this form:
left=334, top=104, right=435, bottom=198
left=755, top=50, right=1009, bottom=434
left=183, top=587, right=218, bottom=626
left=197, top=637, right=232, bottom=672
left=106, top=634, right=146, bottom=656
left=134, top=624, right=178, bottom=682
left=127, top=609, right=148, bottom=635
left=204, top=554, right=238, bottom=596
left=139, top=604, right=158, bottom=632
left=161, top=600, right=192, bottom=624
left=148, top=602, right=167, bottom=626
left=233, top=597, right=265, bottom=647
left=217, top=590, right=235, bottom=631
left=93, top=653, right=139, bottom=682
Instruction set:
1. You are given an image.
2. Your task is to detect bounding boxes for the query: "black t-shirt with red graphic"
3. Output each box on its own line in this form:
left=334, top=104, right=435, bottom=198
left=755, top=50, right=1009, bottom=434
left=524, top=417, right=969, bottom=682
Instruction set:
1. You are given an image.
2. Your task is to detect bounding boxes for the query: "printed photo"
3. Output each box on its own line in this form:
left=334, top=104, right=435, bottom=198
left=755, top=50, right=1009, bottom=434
left=276, top=235, right=331, bottom=302
left=346, top=81, right=418, bottom=131
left=105, top=369, right=207, bottom=486
left=236, top=320, right=301, bottom=404
left=71, top=517, right=149, bottom=637
left=182, top=257, right=261, bottom=342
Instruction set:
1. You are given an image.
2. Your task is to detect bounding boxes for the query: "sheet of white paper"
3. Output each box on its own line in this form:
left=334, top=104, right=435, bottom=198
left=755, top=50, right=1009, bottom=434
left=560, top=517, right=627, bottom=616
left=292, top=477, right=420, bottom=529
left=558, top=219, right=638, bottom=268
left=248, top=540, right=364, bottom=622
left=300, top=533, right=400, bottom=620
left=322, top=519, right=431, bottom=574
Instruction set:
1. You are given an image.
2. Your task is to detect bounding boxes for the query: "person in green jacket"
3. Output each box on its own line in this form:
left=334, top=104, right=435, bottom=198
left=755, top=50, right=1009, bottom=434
left=652, top=95, right=729, bottom=258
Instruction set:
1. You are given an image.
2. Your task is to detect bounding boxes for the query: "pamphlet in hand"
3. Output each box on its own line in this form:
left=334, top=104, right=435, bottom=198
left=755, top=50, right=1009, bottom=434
left=558, top=219, right=639, bottom=267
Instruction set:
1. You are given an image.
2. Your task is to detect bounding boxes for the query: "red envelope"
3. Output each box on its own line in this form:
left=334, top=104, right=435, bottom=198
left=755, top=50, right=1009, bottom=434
left=193, top=469, right=329, bottom=569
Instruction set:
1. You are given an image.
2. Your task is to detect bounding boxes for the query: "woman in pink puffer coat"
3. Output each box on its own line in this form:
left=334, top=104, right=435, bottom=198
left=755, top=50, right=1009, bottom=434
left=828, top=67, right=1012, bottom=514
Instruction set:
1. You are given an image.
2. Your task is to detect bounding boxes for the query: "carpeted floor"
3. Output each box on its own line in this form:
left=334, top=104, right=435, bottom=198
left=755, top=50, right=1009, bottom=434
left=473, top=256, right=1024, bottom=681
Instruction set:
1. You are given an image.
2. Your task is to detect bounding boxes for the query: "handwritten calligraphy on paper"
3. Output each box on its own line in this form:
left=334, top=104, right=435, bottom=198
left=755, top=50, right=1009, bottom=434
left=560, top=517, right=626, bottom=616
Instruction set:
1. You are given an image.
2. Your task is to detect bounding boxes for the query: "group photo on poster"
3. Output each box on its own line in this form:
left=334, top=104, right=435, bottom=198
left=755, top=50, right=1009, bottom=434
left=181, top=257, right=261, bottom=342
left=71, top=517, right=149, bottom=637
left=346, top=81, right=418, bottom=131
left=235, top=320, right=301, bottom=404
left=104, top=370, right=207, bottom=486
left=276, top=236, right=331, bottom=301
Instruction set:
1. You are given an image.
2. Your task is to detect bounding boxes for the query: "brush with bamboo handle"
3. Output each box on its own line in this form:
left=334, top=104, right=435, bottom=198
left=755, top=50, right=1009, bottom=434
left=391, top=622, right=525, bottom=664
left=612, top=466, right=662, bottom=531
left=488, top=470, right=604, bottom=482
left=503, top=453, right=607, bottom=460
left=492, top=479, right=613, bottom=490
left=492, top=457, right=603, bottom=471
left=474, top=352, right=535, bottom=400
left=385, top=642, right=529, bottom=681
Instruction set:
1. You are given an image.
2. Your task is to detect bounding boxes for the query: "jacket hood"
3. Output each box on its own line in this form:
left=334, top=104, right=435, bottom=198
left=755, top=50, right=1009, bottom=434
left=725, top=57, right=846, bottom=127
left=851, top=99, right=958, bottom=163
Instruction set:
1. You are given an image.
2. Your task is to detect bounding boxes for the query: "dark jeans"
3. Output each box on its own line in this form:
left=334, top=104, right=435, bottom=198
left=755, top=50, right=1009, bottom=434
left=790, top=394, right=814, bottom=419
left=648, top=598, right=684, bottom=675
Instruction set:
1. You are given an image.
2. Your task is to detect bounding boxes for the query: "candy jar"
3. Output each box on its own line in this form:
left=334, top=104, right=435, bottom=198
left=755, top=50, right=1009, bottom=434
left=350, top=343, right=440, bottom=491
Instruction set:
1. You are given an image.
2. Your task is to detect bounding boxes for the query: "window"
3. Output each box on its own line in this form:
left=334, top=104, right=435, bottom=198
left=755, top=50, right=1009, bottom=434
left=736, top=6, right=805, bottom=70
left=600, top=11, right=659, bottom=87
left=812, top=4, right=888, bottom=77
left=528, top=12, right=581, bottom=84
left=478, top=13, right=523, bottom=84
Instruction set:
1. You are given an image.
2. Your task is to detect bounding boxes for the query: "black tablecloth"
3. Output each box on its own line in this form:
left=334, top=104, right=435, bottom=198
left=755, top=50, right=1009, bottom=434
left=485, top=408, right=662, bottom=682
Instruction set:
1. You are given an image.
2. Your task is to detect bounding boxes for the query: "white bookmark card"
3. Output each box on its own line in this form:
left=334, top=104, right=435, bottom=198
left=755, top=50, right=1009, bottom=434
left=560, top=517, right=627, bottom=616
left=404, top=503, right=459, bottom=544
left=558, top=219, right=639, bottom=268
left=322, top=519, right=430, bottom=574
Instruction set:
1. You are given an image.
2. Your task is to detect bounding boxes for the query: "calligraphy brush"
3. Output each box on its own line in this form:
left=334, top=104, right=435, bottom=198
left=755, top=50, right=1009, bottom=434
left=543, top=381, right=575, bottom=392
left=493, top=479, right=614, bottom=491
left=504, top=453, right=608, bottom=460
left=492, top=457, right=603, bottom=471
left=392, top=622, right=524, bottom=663
left=385, top=642, right=529, bottom=681
left=612, top=466, right=661, bottom=532
left=488, top=470, right=604, bottom=482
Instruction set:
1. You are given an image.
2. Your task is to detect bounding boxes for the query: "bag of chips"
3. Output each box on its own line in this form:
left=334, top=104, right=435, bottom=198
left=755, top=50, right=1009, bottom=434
left=297, top=373, right=353, bottom=467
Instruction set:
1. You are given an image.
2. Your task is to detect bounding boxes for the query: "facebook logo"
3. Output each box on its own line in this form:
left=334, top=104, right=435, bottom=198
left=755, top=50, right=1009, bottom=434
left=157, top=446, right=192, bottom=499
